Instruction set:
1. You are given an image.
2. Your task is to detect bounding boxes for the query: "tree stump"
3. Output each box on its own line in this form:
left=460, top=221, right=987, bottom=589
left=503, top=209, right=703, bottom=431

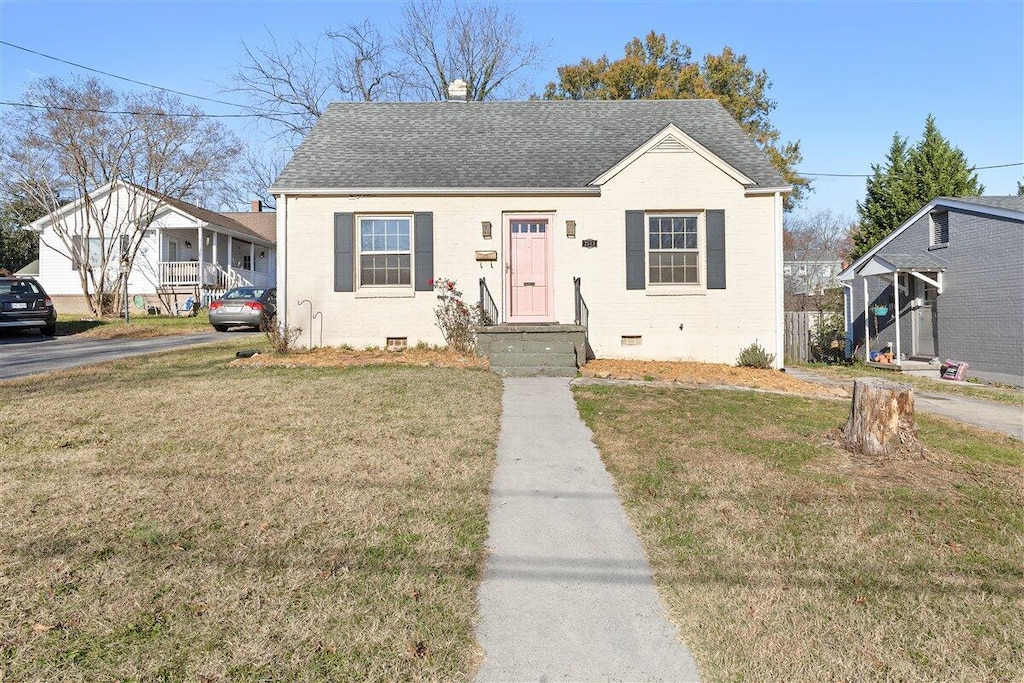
left=844, top=378, right=918, bottom=456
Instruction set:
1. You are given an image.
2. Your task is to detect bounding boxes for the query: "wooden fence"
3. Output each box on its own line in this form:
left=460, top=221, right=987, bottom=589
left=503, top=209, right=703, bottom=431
left=784, top=311, right=844, bottom=363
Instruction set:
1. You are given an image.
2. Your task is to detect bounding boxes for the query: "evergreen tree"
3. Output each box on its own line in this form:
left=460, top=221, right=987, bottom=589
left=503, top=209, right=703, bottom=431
left=851, top=116, right=982, bottom=259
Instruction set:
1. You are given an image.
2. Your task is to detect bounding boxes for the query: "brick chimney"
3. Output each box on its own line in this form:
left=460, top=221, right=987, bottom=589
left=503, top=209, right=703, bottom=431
left=251, top=200, right=263, bottom=213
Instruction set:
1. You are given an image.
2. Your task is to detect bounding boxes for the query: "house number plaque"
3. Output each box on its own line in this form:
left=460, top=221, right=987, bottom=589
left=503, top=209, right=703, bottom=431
left=582, top=239, right=597, bottom=248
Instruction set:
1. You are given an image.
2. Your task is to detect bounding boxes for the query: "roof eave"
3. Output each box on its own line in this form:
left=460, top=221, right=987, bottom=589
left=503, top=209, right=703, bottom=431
left=744, top=186, right=793, bottom=196
left=269, top=186, right=604, bottom=197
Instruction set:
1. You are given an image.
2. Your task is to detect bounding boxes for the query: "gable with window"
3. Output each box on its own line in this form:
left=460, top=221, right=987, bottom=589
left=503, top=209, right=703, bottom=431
left=929, top=211, right=949, bottom=247
left=624, top=209, right=726, bottom=291
left=334, top=212, right=433, bottom=292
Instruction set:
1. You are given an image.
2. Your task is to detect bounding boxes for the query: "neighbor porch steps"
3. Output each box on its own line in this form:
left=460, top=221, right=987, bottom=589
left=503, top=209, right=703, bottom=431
left=476, top=324, right=588, bottom=378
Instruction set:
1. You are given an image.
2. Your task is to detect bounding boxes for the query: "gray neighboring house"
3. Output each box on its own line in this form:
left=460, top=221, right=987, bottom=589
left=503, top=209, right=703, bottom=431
left=838, top=195, right=1024, bottom=386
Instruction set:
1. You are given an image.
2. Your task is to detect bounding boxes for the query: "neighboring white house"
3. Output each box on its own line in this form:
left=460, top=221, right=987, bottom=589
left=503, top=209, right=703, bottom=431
left=28, top=181, right=276, bottom=313
left=271, top=94, right=790, bottom=367
left=783, top=250, right=843, bottom=298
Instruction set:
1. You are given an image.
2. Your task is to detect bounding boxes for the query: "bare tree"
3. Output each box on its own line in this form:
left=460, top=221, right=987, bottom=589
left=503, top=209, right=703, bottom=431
left=0, top=77, right=242, bottom=316
left=783, top=209, right=853, bottom=314
left=398, top=0, right=547, bottom=101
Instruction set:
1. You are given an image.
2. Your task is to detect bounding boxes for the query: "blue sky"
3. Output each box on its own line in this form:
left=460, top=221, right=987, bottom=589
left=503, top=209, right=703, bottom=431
left=1, top=0, right=1022, bottom=220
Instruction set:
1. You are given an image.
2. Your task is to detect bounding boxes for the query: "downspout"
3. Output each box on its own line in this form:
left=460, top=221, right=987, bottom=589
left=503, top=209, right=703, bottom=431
left=773, top=191, right=784, bottom=369
left=841, top=281, right=854, bottom=359
left=276, top=195, right=287, bottom=339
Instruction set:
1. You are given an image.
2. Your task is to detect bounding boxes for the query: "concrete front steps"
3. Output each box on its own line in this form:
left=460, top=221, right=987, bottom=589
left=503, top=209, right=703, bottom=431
left=476, top=324, right=588, bottom=378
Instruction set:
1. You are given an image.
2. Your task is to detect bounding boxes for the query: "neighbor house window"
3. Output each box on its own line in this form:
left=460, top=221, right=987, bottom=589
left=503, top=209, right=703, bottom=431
left=359, top=216, right=412, bottom=286
left=930, top=211, right=949, bottom=247
left=648, top=215, right=698, bottom=284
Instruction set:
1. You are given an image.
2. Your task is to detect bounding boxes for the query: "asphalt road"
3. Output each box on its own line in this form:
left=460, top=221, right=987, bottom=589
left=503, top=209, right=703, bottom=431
left=0, top=330, right=260, bottom=381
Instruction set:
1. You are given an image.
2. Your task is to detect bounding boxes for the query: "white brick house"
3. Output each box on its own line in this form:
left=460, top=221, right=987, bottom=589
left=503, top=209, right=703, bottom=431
left=271, top=98, right=791, bottom=366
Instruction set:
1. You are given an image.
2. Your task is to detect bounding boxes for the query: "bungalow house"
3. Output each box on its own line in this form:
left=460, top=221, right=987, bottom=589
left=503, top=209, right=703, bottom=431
left=838, top=195, right=1024, bottom=386
left=271, top=88, right=791, bottom=371
left=28, top=181, right=276, bottom=314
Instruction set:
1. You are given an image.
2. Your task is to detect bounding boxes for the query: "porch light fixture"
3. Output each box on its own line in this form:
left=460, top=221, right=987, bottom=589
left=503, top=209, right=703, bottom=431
left=184, top=240, right=192, bottom=248
left=566, top=220, right=577, bottom=238
left=259, top=250, right=265, bottom=258
left=481, top=221, right=492, bottom=239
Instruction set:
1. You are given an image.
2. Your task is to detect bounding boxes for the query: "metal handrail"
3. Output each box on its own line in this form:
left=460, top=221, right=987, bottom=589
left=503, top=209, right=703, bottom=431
left=479, top=277, right=499, bottom=325
left=573, top=276, right=589, bottom=328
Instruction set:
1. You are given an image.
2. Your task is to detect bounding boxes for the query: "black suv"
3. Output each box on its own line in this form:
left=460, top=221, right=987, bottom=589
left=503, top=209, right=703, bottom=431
left=0, top=277, right=57, bottom=336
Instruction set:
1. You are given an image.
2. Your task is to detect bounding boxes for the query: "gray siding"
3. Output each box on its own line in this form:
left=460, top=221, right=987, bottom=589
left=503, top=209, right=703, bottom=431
left=849, top=207, right=1024, bottom=384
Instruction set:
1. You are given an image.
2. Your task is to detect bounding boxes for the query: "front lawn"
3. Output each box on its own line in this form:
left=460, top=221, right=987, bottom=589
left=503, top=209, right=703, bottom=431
left=0, top=346, right=502, bottom=681
left=55, top=311, right=212, bottom=339
left=575, top=385, right=1024, bottom=682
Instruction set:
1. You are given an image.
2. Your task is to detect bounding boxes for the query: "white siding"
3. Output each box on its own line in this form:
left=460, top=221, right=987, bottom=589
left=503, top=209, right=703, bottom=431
left=280, top=147, right=781, bottom=364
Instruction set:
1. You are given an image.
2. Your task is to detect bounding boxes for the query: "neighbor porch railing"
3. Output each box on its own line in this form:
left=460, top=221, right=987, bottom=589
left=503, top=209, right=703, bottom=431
left=479, top=277, right=499, bottom=325
left=159, top=261, right=199, bottom=285
left=160, top=261, right=273, bottom=289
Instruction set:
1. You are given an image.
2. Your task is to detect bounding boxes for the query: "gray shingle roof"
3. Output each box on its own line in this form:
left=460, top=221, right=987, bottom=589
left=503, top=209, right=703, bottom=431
left=271, top=100, right=787, bottom=191
left=942, top=195, right=1024, bottom=213
left=875, top=253, right=948, bottom=270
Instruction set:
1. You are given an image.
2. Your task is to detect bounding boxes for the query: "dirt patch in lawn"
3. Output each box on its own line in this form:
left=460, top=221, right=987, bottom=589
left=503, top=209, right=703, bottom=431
left=230, top=346, right=490, bottom=370
left=581, top=359, right=844, bottom=398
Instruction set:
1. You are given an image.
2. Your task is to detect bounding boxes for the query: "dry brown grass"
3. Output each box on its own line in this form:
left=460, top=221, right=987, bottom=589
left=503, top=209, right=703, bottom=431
left=581, top=359, right=844, bottom=398
left=231, top=345, right=489, bottom=370
left=0, top=345, right=502, bottom=681
left=575, top=385, right=1024, bottom=682
left=56, top=312, right=211, bottom=339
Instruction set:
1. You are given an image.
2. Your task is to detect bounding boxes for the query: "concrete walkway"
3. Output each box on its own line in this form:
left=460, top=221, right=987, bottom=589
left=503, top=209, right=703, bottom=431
left=474, top=378, right=700, bottom=682
left=786, top=367, right=1024, bottom=440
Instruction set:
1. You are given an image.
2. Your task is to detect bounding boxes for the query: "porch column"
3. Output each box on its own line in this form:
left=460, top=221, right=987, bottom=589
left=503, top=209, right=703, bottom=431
left=228, top=237, right=233, bottom=284
left=863, top=277, right=870, bottom=362
left=213, top=232, right=219, bottom=266
left=893, top=273, right=901, bottom=367
left=198, top=226, right=205, bottom=286
left=250, top=242, right=255, bottom=279
left=154, top=227, right=162, bottom=286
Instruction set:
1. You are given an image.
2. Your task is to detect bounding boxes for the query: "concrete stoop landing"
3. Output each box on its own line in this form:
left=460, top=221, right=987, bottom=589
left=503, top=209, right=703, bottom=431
left=476, top=324, right=587, bottom=378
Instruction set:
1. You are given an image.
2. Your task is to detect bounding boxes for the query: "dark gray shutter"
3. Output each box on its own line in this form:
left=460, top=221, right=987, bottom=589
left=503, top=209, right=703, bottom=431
left=625, top=210, right=645, bottom=290
left=414, top=212, right=433, bottom=291
left=706, top=209, right=726, bottom=290
left=334, top=213, right=354, bottom=292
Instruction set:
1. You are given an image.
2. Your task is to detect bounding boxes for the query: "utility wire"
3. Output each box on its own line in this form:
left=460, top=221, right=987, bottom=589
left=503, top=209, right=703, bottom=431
left=0, top=100, right=261, bottom=118
left=0, top=39, right=270, bottom=114
left=799, top=162, right=1023, bottom=178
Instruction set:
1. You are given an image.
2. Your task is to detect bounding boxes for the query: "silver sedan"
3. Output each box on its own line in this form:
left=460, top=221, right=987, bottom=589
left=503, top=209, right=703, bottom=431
left=209, top=287, right=276, bottom=331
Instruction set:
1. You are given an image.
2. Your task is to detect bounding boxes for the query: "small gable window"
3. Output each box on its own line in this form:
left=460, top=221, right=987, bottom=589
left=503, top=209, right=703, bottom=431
left=930, top=211, right=949, bottom=247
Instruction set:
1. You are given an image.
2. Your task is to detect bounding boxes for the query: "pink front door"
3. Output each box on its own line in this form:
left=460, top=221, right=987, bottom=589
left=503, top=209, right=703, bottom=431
left=508, top=218, right=551, bottom=321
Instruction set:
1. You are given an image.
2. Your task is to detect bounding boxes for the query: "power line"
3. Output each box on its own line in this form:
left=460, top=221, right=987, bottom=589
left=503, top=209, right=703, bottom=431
left=799, top=162, right=1023, bottom=178
left=0, top=100, right=260, bottom=118
left=0, top=39, right=267, bottom=113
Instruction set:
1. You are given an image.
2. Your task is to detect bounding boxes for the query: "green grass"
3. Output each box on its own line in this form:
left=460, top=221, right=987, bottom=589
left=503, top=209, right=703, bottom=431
left=575, top=384, right=1024, bottom=682
left=55, top=311, right=212, bottom=338
left=0, top=345, right=502, bottom=681
left=795, top=361, right=1024, bottom=406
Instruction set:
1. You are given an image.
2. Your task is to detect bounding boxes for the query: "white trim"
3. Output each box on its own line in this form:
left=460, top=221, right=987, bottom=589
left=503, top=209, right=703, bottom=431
left=268, top=186, right=602, bottom=197
left=277, top=195, right=287, bottom=340
left=774, top=191, right=784, bottom=369
left=590, top=124, right=755, bottom=187
left=745, top=186, right=794, bottom=196
left=839, top=197, right=1024, bottom=280
left=909, top=270, right=942, bottom=291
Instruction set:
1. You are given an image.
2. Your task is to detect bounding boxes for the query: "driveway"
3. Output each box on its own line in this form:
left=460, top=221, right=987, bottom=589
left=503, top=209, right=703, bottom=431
left=786, top=367, right=1024, bottom=440
left=0, top=331, right=259, bottom=380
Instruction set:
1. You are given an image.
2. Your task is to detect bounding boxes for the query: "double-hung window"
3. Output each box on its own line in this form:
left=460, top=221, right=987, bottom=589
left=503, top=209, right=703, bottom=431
left=648, top=215, right=699, bottom=284
left=359, top=216, right=412, bottom=286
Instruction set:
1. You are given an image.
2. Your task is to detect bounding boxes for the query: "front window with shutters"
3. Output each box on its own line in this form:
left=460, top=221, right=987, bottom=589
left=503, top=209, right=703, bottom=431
left=648, top=215, right=699, bottom=284
left=358, top=216, right=412, bottom=286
